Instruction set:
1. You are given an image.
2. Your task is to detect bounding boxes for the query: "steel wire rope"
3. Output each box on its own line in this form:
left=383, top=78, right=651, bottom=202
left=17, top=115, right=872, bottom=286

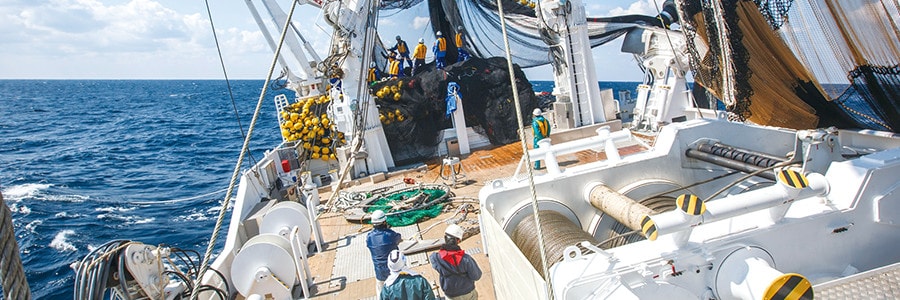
left=1, top=191, right=31, bottom=300
left=203, top=0, right=258, bottom=168
left=130, top=187, right=228, bottom=205
left=496, top=0, right=552, bottom=298
left=190, top=1, right=302, bottom=298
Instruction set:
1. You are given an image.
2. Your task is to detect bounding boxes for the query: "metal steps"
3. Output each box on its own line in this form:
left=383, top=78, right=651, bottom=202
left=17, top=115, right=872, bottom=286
left=814, top=261, right=900, bottom=299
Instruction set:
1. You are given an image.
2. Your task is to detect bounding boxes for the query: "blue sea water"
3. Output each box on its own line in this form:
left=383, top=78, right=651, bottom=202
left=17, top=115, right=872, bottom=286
left=0, top=79, right=638, bottom=299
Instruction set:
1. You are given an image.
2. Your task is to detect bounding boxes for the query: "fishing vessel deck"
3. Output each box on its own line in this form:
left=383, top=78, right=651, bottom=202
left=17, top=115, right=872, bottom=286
left=303, top=136, right=647, bottom=299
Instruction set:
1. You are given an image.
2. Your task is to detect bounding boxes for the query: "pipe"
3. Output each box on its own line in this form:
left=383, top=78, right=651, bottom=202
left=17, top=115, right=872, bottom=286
left=697, top=143, right=785, bottom=168
left=645, top=173, right=829, bottom=240
left=685, top=149, right=777, bottom=181
left=584, top=183, right=655, bottom=231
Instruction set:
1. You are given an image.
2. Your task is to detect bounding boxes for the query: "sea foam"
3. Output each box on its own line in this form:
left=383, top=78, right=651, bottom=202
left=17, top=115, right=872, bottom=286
left=50, top=230, right=77, bottom=252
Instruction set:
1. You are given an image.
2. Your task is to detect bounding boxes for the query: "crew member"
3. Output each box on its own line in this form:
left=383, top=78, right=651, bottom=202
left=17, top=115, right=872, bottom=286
left=388, top=35, right=412, bottom=72
left=381, top=250, right=436, bottom=300
left=455, top=26, right=470, bottom=62
left=532, top=108, right=550, bottom=169
left=367, top=62, right=381, bottom=83
left=412, top=38, right=427, bottom=75
left=367, top=210, right=402, bottom=297
left=433, top=31, right=447, bottom=70
left=430, top=224, right=482, bottom=300
left=385, top=52, right=402, bottom=78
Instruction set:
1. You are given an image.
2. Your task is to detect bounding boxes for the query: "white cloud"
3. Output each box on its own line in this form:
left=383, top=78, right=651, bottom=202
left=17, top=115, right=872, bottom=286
left=0, top=0, right=273, bottom=78
left=609, top=0, right=661, bottom=16
left=412, top=16, right=429, bottom=30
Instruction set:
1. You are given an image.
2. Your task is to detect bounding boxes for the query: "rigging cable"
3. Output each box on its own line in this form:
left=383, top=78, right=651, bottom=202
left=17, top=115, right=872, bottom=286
left=496, top=0, right=552, bottom=298
left=191, top=0, right=302, bottom=298
left=203, top=0, right=258, bottom=167
left=1, top=191, right=31, bottom=299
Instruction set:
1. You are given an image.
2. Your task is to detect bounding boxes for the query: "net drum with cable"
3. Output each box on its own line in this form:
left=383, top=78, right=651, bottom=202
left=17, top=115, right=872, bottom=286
left=511, top=210, right=598, bottom=278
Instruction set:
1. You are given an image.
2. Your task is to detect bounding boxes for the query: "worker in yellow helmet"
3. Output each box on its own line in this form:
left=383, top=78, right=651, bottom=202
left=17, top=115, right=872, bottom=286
left=412, top=38, right=427, bottom=75
left=455, top=26, right=470, bottom=62
left=433, top=31, right=447, bottom=69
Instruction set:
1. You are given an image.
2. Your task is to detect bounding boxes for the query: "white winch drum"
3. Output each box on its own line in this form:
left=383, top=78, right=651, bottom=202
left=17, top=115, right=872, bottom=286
left=260, top=201, right=312, bottom=243
left=231, top=234, right=298, bottom=299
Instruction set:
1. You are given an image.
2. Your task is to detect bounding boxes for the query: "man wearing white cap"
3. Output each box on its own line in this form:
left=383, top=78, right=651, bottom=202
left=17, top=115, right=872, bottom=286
left=367, top=210, right=402, bottom=297
left=532, top=108, right=550, bottom=169
left=429, top=224, right=482, bottom=300
left=381, top=250, right=436, bottom=300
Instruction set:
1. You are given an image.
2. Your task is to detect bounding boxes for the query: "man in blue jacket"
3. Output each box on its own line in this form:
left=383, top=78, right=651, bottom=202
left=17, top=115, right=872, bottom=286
left=429, top=224, right=482, bottom=300
left=381, top=250, right=436, bottom=300
left=367, top=210, right=402, bottom=297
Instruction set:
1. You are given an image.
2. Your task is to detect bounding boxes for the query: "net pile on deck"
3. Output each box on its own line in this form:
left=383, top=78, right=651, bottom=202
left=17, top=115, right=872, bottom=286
left=370, top=57, right=538, bottom=164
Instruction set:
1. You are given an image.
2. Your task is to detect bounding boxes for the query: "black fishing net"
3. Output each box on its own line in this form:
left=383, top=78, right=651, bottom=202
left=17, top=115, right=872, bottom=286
left=679, top=0, right=898, bottom=131
left=377, top=0, right=671, bottom=68
left=368, top=57, right=537, bottom=165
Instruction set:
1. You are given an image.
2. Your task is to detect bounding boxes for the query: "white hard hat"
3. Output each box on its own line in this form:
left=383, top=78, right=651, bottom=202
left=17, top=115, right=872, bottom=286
left=436, top=31, right=442, bottom=36
left=418, top=38, right=424, bottom=43
left=533, top=108, right=542, bottom=116
left=445, top=224, right=464, bottom=240
left=371, top=210, right=386, bottom=224
left=457, top=25, right=463, bottom=31
left=387, top=249, right=406, bottom=272
left=370, top=62, right=376, bottom=68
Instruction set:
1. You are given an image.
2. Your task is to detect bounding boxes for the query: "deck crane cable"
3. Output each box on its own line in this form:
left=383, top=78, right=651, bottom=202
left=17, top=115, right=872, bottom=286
left=190, top=0, right=302, bottom=298
left=203, top=0, right=258, bottom=167
left=496, top=0, right=552, bottom=298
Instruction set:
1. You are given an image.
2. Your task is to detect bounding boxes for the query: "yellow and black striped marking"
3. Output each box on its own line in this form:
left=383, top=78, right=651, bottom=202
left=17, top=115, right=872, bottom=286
left=675, top=194, right=706, bottom=215
left=778, top=169, right=809, bottom=189
left=640, top=215, right=658, bottom=241
left=764, top=273, right=813, bottom=300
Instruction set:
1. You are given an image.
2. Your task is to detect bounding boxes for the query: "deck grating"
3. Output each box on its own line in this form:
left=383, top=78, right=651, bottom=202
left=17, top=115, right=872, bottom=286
left=815, top=261, right=900, bottom=299
left=330, top=224, right=426, bottom=285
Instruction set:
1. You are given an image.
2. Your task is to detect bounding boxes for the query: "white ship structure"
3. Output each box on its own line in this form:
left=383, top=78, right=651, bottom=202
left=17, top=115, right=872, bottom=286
left=56, top=0, right=900, bottom=299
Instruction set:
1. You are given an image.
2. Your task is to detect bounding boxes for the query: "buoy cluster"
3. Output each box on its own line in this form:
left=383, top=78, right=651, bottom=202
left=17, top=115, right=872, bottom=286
left=372, top=80, right=407, bottom=125
left=279, top=94, right=345, bottom=161
left=519, top=0, right=536, bottom=8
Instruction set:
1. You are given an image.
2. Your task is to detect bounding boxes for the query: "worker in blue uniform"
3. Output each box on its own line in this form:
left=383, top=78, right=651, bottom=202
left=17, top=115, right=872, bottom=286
left=455, top=26, right=470, bottom=62
left=532, top=108, right=550, bottom=170
left=388, top=35, right=412, bottom=72
left=433, top=31, right=447, bottom=69
left=367, top=210, right=402, bottom=297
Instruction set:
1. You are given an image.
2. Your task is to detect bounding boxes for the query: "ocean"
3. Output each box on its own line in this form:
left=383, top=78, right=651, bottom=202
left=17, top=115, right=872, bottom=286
left=0, top=79, right=638, bottom=298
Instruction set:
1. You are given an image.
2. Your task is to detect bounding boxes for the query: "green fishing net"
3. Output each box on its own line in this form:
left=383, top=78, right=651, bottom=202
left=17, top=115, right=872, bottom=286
left=366, top=188, right=447, bottom=227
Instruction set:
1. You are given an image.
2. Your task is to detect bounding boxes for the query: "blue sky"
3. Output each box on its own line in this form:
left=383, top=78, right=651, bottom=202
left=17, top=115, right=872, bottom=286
left=0, top=0, right=666, bottom=80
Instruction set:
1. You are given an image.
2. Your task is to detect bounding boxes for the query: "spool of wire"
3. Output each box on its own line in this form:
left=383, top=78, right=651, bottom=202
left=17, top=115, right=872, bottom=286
left=512, top=210, right=597, bottom=278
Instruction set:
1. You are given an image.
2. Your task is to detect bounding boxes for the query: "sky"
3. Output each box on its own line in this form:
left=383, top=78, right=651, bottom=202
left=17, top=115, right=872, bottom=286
left=0, top=0, right=668, bottom=81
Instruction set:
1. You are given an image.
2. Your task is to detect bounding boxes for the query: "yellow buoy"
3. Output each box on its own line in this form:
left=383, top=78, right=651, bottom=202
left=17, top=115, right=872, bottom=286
left=321, top=147, right=331, bottom=155
left=321, top=137, right=331, bottom=144
left=311, top=152, right=321, bottom=159
left=281, top=129, right=290, bottom=138
left=302, top=142, right=311, bottom=149
left=329, top=153, right=336, bottom=160
left=393, top=93, right=401, bottom=101
left=397, top=115, right=405, bottom=121
left=316, top=128, right=325, bottom=136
